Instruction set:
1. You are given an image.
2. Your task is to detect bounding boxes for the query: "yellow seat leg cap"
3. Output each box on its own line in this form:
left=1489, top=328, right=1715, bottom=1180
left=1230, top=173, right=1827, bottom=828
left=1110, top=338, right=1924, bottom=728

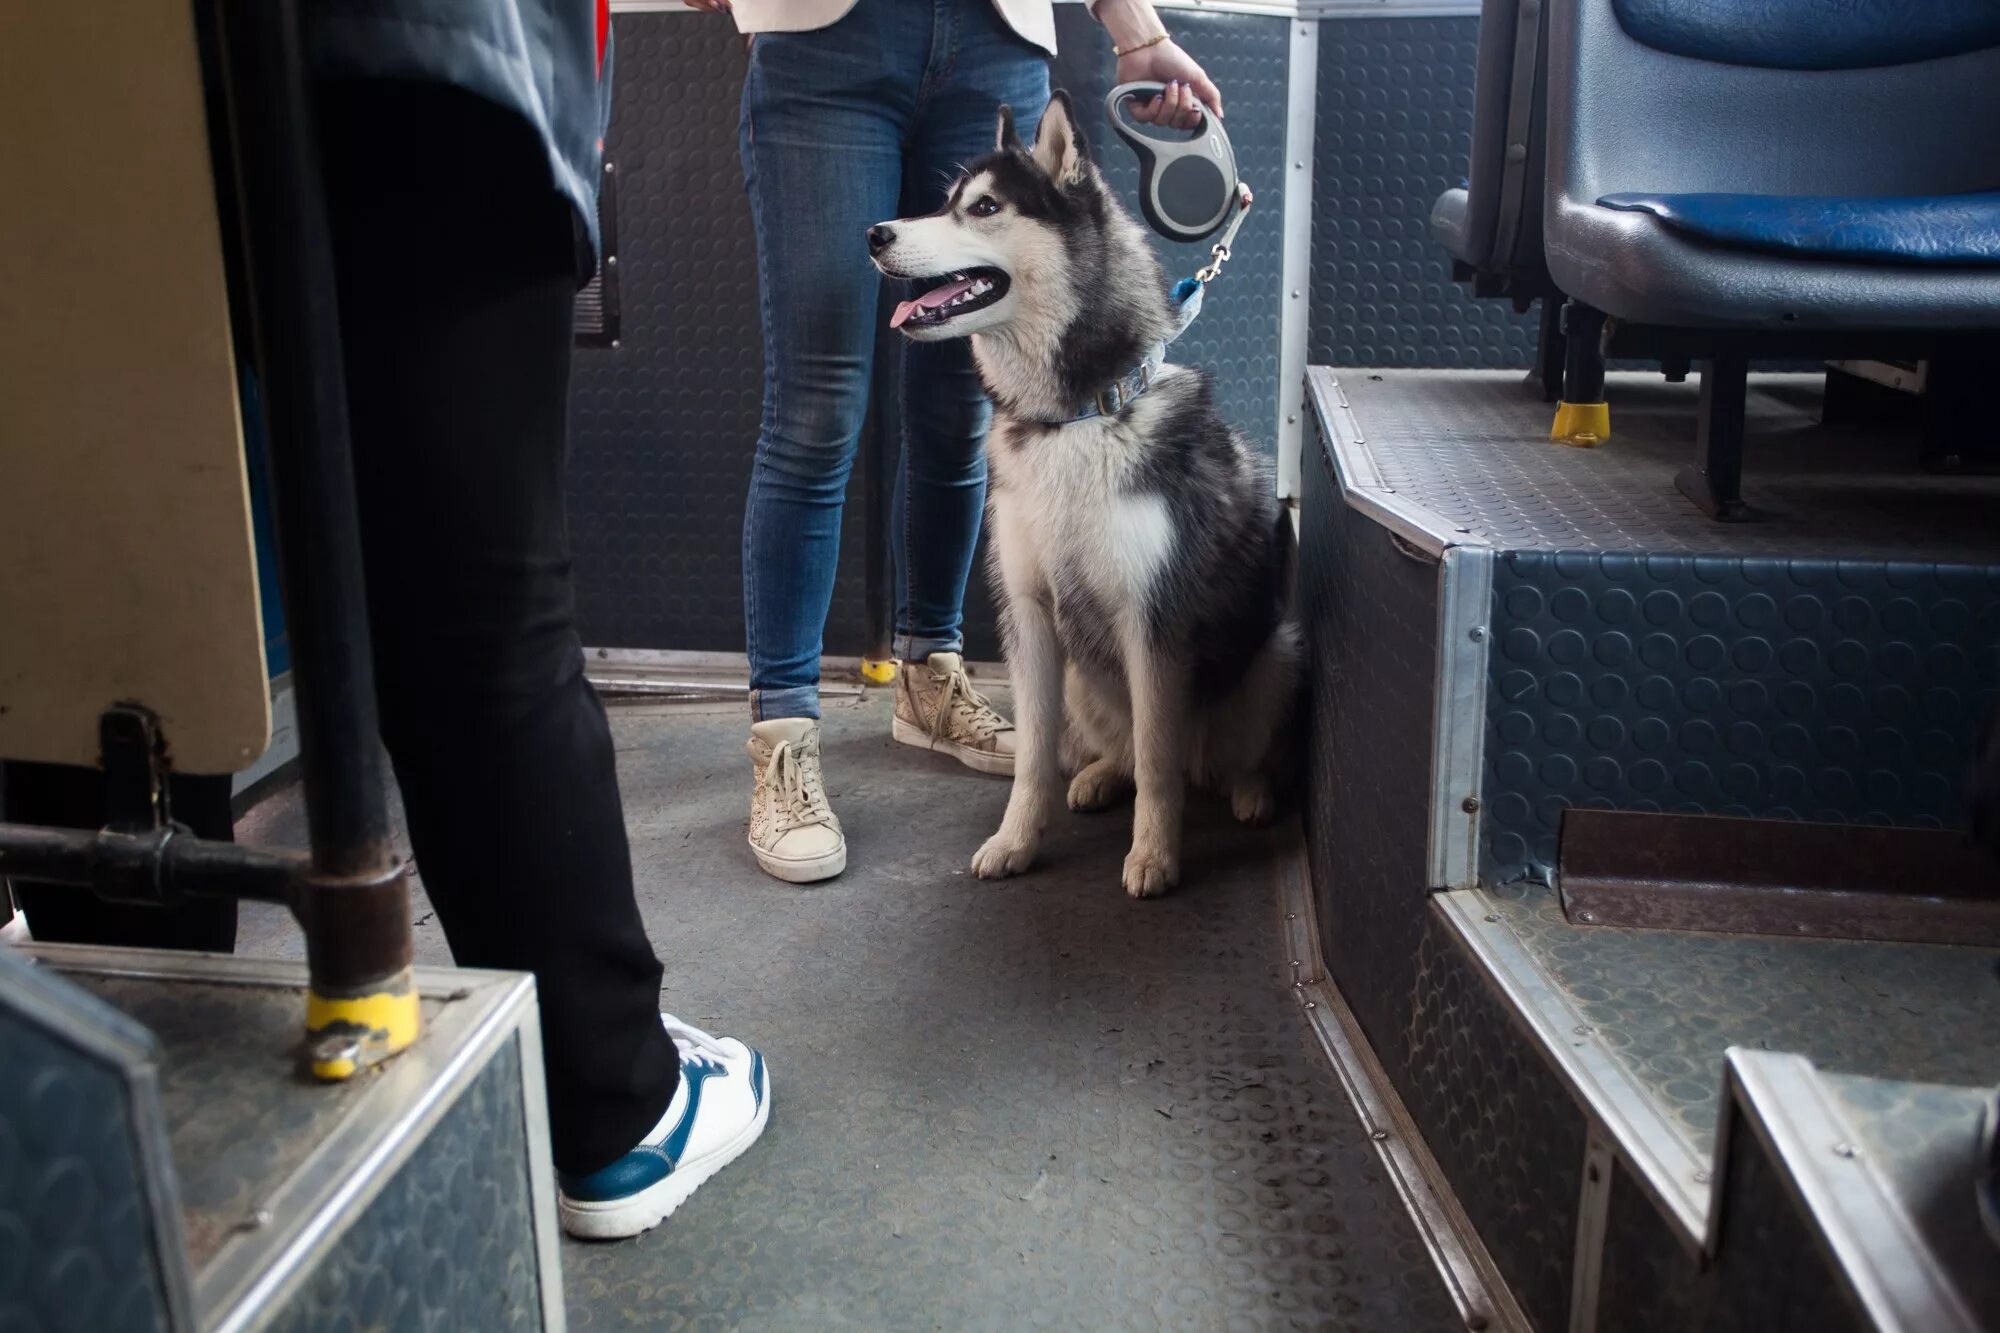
left=1551, top=400, right=1611, bottom=448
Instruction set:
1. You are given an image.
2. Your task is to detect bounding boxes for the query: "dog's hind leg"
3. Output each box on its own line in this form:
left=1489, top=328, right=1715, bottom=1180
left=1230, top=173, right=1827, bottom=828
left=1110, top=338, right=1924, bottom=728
left=1064, top=667, right=1133, bottom=812
left=1122, top=640, right=1189, bottom=899
left=1068, top=759, right=1132, bottom=812
left=972, top=592, right=1064, bottom=879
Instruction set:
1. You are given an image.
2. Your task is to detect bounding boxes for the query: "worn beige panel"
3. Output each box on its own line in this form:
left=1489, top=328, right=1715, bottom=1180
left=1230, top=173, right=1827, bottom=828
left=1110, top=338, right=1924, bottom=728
left=0, top=0, right=270, bottom=772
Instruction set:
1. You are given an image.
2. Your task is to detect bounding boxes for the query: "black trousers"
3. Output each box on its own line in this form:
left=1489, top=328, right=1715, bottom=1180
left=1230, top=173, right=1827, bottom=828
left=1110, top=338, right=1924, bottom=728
left=319, top=81, right=679, bottom=1174
left=4, top=82, right=678, bottom=1176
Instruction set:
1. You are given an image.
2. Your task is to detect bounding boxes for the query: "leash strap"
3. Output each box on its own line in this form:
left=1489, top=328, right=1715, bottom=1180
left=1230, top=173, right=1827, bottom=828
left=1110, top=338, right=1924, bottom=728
left=1195, top=181, right=1254, bottom=284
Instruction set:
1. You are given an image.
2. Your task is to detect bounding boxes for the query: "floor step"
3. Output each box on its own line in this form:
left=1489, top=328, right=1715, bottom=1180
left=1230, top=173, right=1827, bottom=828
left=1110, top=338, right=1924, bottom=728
left=1300, top=364, right=2000, bottom=1331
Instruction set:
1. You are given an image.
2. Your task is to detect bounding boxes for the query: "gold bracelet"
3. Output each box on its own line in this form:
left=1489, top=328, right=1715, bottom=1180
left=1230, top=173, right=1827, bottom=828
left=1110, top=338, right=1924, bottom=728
left=1112, top=31, right=1171, bottom=57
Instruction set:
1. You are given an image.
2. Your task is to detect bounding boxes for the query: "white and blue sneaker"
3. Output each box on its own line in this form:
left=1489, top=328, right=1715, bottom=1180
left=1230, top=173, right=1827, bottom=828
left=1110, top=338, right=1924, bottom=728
left=557, top=1014, right=771, bottom=1240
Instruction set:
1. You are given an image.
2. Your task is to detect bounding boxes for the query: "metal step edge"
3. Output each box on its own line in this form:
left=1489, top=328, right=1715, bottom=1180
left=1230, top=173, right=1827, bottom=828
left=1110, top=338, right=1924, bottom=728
left=1722, top=1050, right=1990, bottom=1333
left=1433, top=889, right=1714, bottom=1248
left=1275, top=835, right=1533, bottom=1333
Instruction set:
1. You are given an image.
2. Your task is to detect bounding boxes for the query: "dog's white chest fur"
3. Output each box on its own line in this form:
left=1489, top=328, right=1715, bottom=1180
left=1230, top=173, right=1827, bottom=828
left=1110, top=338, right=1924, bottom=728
left=985, top=383, right=1182, bottom=614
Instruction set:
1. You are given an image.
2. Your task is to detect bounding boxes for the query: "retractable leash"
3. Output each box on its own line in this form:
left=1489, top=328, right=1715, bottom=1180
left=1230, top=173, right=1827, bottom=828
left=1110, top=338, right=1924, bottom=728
left=1052, top=85, right=1253, bottom=422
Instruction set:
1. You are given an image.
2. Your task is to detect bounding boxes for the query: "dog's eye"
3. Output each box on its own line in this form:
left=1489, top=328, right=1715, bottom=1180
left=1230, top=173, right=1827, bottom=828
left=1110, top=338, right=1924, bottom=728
left=968, top=195, right=1001, bottom=218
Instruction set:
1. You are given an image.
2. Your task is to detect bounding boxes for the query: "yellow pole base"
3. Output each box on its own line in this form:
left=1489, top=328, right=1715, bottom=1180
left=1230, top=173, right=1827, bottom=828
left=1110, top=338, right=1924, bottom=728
left=859, top=657, right=899, bottom=685
left=307, top=970, right=420, bottom=1080
left=1550, top=400, right=1611, bottom=448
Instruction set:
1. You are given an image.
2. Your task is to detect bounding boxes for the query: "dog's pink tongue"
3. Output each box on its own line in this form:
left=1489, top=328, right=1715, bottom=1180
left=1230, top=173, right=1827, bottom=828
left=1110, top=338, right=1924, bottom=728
left=889, top=275, right=978, bottom=328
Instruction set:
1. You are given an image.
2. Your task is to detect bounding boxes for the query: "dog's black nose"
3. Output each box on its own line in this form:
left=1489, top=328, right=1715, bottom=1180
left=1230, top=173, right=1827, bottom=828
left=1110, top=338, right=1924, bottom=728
left=867, top=224, right=895, bottom=253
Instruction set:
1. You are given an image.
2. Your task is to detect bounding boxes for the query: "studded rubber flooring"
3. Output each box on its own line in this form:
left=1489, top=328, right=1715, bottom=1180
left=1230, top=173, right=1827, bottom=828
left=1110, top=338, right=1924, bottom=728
left=1485, top=881, right=2000, bottom=1159
left=236, top=691, right=1459, bottom=1331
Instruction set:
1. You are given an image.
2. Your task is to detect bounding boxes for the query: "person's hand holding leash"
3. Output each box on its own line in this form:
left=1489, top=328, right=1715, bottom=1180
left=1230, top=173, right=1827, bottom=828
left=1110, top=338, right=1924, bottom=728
left=1095, top=0, right=1223, bottom=126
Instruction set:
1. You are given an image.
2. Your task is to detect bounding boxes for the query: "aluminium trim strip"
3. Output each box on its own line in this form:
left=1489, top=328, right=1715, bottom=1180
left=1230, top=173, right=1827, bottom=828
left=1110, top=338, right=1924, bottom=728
left=1433, top=891, right=1713, bottom=1248
left=1428, top=546, right=1492, bottom=890
left=514, top=994, right=567, bottom=1333
left=1306, top=367, right=1491, bottom=557
left=1275, top=19, right=1319, bottom=500
left=1566, top=1127, right=1615, bottom=1333
left=1276, top=840, right=1532, bottom=1333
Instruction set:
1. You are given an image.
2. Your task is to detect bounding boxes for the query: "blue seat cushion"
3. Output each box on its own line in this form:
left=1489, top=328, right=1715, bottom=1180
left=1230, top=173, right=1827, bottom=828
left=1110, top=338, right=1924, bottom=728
left=1598, top=191, right=2000, bottom=267
left=1614, top=0, right=2000, bottom=71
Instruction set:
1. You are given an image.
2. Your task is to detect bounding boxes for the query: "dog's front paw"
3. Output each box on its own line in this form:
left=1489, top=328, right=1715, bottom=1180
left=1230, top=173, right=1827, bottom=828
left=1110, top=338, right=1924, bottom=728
left=972, top=831, right=1039, bottom=880
left=1067, top=761, right=1130, bottom=813
left=1121, top=845, right=1180, bottom=899
left=1230, top=775, right=1276, bottom=826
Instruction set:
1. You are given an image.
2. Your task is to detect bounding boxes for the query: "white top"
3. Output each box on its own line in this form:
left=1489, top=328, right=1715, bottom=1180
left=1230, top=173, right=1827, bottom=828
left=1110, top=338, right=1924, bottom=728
left=731, top=0, right=1101, bottom=57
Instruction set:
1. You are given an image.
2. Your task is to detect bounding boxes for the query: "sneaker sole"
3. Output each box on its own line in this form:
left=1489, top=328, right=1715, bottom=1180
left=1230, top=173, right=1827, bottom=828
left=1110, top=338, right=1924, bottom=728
left=559, top=1066, right=774, bottom=1241
left=750, top=840, right=846, bottom=884
left=891, top=715, right=1015, bottom=777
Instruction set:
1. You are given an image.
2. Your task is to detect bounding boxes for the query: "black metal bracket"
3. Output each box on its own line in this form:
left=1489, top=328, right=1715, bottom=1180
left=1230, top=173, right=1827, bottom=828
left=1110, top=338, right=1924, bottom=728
left=100, top=705, right=172, bottom=833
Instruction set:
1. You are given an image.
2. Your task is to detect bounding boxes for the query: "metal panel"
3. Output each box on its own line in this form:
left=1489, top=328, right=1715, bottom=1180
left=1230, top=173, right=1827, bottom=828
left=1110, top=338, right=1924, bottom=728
left=1310, top=18, right=1540, bottom=369
left=0, top=948, right=191, bottom=1333
left=1406, top=899, right=1588, bottom=1333
left=1556, top=807, right=2000, bottom=947
left=565, top=15, right=867, bottom=653
left=1299, top=416, right=1439, bottom=1081
left=1817, top=1072, right=2000, bottom=1326
left=261, top=1042, right=542, bottom=1333
left=1721, top=1052, right=1981, bottom=1333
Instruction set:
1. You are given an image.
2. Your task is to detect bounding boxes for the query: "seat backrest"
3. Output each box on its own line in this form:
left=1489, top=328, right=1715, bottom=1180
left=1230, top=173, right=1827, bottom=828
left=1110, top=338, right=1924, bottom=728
left=1548, top=0, right=2000, bottom=206
left=0, top=0, right=271, bottom=774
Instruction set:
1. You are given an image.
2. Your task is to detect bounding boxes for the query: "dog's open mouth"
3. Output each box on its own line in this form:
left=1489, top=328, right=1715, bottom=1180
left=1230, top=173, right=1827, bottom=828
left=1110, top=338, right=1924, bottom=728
left=890, top=268, right=1010, bottom=330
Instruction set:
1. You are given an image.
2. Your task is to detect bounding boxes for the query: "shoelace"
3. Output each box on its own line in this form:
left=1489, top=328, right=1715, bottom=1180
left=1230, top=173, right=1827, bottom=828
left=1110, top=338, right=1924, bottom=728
left=664, top=1014, right=732, bottom=1071
left=763, top=738, right=833, bottom=830
left=927, top=666, right=1011, bottom=742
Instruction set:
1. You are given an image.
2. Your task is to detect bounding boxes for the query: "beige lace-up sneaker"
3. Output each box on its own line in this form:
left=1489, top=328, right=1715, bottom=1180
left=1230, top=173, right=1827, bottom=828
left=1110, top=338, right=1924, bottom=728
left=891, top=652, right=1016, bottom=776
left=747, top=718, right=846, bottom=883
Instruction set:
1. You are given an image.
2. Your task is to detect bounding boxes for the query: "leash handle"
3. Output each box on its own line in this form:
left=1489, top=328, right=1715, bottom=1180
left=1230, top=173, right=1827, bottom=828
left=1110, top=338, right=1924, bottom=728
left=1103, top=81, right=1239, bottom=244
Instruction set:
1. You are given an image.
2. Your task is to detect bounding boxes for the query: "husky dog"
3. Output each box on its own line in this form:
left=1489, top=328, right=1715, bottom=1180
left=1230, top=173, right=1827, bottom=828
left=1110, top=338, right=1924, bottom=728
left=867, top=92, right=1299, bottom=898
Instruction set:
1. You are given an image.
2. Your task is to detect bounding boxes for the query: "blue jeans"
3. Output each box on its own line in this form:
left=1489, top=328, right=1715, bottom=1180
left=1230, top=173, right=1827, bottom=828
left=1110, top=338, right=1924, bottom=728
left=739, top=0, right=1050, bottom=720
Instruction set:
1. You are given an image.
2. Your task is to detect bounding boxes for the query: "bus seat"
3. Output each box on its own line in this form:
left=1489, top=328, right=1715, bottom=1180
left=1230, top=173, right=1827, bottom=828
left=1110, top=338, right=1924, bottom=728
left=1544, top=0, right=2000, bottom=333
left=1540, top=0, right=2000, bottom=504
left=1430, top=0, right=1562, bottom=395
left=0, top=0, right=271, bottom=775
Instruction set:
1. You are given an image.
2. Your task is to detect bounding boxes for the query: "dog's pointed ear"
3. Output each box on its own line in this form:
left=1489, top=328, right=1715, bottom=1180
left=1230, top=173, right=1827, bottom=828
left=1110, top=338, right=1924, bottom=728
left=995, top=104, right=1023, bottom=152
left=1031, top=91, right=1086, bottom=186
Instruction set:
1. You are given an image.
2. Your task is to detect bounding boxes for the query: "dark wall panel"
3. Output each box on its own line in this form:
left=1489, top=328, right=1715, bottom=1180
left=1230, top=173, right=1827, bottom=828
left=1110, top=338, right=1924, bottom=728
left=567, top=15, right=867, bottom=653
left=1311, top=17, right=1540, bottom=369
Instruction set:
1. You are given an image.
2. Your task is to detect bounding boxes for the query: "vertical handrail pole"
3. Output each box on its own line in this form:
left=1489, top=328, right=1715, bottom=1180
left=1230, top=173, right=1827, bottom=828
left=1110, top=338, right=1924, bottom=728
left=214, top=0, right=416, bottom=1077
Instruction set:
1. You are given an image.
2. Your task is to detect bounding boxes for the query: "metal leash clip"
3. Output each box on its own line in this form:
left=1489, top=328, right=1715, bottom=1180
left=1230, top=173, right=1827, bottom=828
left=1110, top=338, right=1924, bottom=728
left=1196, top=181, right=1255, bottom=284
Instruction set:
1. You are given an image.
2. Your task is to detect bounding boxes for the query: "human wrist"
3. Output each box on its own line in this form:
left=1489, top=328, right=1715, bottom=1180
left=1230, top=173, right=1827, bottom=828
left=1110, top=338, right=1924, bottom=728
left=1095, top=0, right=1168, bottom=53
